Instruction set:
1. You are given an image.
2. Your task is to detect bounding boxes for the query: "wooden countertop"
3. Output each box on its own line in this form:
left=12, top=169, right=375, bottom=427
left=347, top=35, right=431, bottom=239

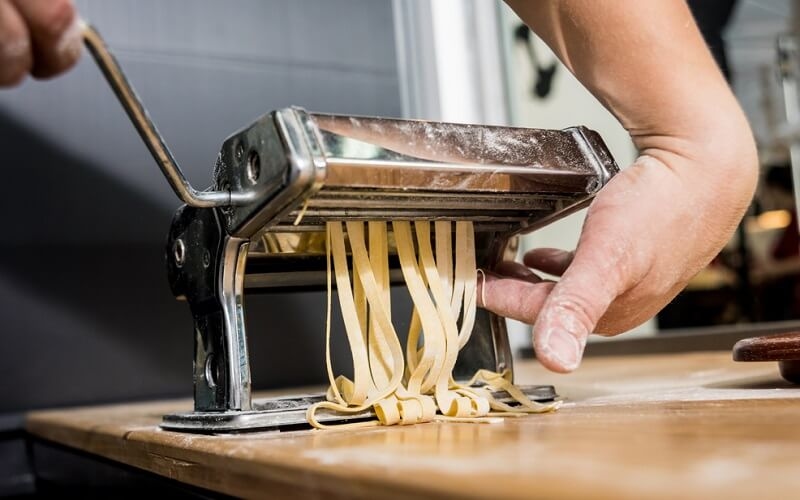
left=26, top=351, right=800, bottom=499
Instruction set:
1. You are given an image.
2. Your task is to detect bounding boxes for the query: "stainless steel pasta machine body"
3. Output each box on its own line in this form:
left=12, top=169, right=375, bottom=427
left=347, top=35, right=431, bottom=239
left=161, top=108, right=619, bottom=430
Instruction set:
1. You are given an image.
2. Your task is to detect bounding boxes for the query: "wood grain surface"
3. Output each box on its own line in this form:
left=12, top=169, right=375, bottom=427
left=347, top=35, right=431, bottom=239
left=26, top=351, right=800, bottom=499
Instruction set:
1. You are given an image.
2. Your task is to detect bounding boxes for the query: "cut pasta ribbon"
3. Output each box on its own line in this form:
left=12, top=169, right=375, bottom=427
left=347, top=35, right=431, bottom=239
left=306, top=220, right=560, bottom=429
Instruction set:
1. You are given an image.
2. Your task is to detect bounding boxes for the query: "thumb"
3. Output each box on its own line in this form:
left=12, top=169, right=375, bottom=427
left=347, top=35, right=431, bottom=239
left=532, top=250, right=623, bottom=373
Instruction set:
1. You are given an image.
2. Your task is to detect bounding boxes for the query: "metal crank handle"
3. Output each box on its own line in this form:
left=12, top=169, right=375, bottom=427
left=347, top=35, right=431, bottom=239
left=80, top=20, right=252, bottom=208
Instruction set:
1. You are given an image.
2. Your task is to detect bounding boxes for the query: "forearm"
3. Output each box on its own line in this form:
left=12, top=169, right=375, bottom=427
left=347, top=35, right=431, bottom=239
left=506, top=1, right=754, bottom=163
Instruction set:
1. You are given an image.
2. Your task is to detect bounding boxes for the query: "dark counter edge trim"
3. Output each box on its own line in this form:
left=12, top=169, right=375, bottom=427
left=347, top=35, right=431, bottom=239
left=24, top=435, right=236, bottom=499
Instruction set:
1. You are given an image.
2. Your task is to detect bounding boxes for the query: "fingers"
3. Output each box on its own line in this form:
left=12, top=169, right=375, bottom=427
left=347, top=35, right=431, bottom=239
left=477, top=269, right=555, bottom=323
left=523, top=248, right=574, bottom=276
left=0, top=0, right=32, bottom=86
left=10, top=0, right=81, bottom=79
left=532, top=247, right=623, bottom=373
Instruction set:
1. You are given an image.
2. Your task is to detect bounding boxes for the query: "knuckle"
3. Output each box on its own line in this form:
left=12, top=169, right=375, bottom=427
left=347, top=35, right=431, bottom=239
left=551, top=293, right=598, bottom=330
left=1, top=35, right=28, bottom=56
left=0, top=39, right=32, bottom=86
left=557, top=294, right=589, bottom=313
left=519, top=282, right=554, bottom=323
left=35, top=0, right=77, bottom=40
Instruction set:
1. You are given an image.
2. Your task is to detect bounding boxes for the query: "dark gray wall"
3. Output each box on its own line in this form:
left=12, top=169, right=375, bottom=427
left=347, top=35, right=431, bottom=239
left=0, top=0, right=400, bottom=420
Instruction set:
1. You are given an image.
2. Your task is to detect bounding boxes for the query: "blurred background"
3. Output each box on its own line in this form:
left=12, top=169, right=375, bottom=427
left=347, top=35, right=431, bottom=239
left=2, top=0, right=800, bottom=494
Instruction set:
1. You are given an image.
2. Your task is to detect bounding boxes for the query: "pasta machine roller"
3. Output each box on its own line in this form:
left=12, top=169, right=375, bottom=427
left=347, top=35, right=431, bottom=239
left=83, top=24, right=619, bottom=432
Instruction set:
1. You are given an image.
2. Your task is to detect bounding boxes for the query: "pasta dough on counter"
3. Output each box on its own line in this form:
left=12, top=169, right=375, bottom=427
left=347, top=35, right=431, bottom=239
left=306, top=221, right=559, bottom=429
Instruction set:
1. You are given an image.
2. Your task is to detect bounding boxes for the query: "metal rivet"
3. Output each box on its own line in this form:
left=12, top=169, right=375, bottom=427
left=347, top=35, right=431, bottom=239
left=173, top=239, right=186, bottom=268
left=246, top=150, right=260, bottom=184
left=202, top=249, right=211, bottom=268
left=235, top=142, right=244, bottom=163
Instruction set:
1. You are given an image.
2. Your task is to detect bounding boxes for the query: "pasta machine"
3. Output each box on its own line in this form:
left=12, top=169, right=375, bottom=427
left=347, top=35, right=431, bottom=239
left=83, top=25, right=619, bottom=432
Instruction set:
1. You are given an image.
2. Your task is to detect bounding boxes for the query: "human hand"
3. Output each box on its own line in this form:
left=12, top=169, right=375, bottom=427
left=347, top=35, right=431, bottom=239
left=0, top=0, right=82, bottom=86
left=490, top=0, right=759, bottom=373
left=479, top=152, right=756, bottom=373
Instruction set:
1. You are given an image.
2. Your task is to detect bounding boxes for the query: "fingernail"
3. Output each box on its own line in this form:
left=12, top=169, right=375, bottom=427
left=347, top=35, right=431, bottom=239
left=56, top=16, right=83, bottom=60
left=544, top=328, right=583, bottom=371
